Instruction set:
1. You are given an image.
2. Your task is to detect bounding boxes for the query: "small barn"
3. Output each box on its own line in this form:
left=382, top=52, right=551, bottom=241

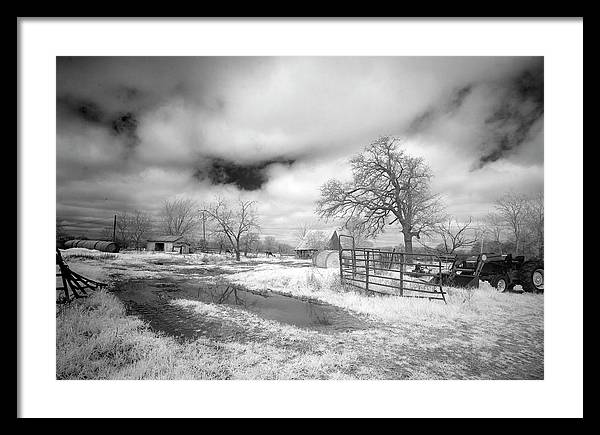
left=294, top=228, right=340, bottom=259
left=146, top=235, right=186, bottom=253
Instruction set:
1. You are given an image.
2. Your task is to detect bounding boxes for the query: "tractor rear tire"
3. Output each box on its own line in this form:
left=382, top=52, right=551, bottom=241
left=490, top=275, right=510, bottom=293
left=520, top=261, right=544, bottom=293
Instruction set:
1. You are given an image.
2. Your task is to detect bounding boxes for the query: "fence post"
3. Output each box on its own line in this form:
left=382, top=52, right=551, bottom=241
left=365, top=250, right=370, bottom=293
left=438, top=257, right=446, bottom=303
left=338, top=246, right=344, bottom=286
left=352, top=238, right=356, bottom=278
left=399, top=253, right=404, bottom=296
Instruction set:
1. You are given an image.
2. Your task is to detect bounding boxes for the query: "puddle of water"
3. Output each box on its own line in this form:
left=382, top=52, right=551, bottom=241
left=112, top=278, right=367, bottom=341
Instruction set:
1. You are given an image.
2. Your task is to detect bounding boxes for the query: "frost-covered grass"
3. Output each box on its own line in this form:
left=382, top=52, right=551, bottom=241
left=60, top=248, right=541, bottom=328
left=57, top=250, right=543, bottom=380
left=57, top=289, right=364, bottom=380
left=225, top=265, right=542, bottom=327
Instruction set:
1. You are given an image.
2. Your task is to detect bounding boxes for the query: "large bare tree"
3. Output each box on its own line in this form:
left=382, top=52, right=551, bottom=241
left=203, top=197, right=259, bottom=261
left=161, top=198, right=200, bottom=238
left=494, top=191, right=529, bottom=255
left=317, top=136, right=444, bottom=254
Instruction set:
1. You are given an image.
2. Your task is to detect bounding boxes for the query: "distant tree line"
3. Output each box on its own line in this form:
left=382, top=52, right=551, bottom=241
left=61, top=195, right=295, bottom=261
left=477, top=191, right=544, bottom=259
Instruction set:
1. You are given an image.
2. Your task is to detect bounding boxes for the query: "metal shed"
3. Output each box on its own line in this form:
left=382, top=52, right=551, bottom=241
left=146, top=235, right=184, bottom=253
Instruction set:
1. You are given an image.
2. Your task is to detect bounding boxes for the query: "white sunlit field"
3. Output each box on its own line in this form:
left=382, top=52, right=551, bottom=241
left=56, top=248, right=543, bottom=380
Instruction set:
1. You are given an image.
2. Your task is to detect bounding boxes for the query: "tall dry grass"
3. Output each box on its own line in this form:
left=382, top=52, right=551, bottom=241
left=56, top=289, right=362, bottom=380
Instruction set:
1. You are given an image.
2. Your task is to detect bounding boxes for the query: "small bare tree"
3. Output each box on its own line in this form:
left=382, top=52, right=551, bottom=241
left=129, top=210, right=152, bottom=249
left=241, top=231, right=260, bottom=257
left=116, top=211, right=132, bottom=248
left=317, top=136, right=444, bottom=254
left=494, top=192, right=529, bottom=255
left=419, top=217, right=478, bottom=254
left=161, top=198, right=199, bottom=238
left=294, top=222, right=311, bottom=242
left=484, top=212, right=506, bottom=254
left=203, top=197, right=259, bottom=261
left=525, top=190, right=544, bottom=259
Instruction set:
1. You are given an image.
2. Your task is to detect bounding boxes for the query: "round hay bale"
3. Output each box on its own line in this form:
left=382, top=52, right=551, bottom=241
left=312, top=250, right=340, bottom=268
left=63, top=239, right=120, bottom=253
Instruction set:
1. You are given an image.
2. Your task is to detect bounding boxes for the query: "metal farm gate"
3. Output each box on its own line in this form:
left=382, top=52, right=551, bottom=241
left=338, top=235, right=450, bottom=303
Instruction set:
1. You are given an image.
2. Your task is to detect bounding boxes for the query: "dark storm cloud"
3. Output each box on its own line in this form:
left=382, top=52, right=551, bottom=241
left=110, top=112, right=140, bottom=149
left=57, top=95, right=141, bottom=150
left=193, top=157, right=296, bottom=191
left=57, top=95, right=105, bottom=124
left=474, top=60, right=544, bottom=169
left=406, top=85, right=473, bottom=134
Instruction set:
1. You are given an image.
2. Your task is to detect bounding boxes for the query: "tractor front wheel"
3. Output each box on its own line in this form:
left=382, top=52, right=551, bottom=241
left=490, top=275, right=510, bottom=293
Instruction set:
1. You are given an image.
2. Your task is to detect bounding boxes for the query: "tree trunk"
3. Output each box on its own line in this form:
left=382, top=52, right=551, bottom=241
left=403, top=232, right=414, bottom=255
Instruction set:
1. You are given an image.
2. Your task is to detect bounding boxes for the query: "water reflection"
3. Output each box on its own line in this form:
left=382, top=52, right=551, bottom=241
left=203, top=285, right=246, bottom=306
left=113, top=278, right=367, bottom=333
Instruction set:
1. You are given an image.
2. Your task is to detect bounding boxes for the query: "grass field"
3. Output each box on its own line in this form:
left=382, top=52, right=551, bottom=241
left=56, top=249, right=543, bottom=380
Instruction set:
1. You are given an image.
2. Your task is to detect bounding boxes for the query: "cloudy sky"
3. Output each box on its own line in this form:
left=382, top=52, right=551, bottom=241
left=56, top=56, right=543, bottom=246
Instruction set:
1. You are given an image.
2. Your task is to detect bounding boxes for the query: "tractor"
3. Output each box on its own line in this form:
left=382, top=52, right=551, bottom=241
left=436, top=253, right=544, bottom=293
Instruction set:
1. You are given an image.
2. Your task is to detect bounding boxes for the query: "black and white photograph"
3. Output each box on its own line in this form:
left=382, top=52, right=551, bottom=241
left=18, top=18, right=583, bottom=418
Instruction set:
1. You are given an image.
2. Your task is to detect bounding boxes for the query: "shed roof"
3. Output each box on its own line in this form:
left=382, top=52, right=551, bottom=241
left=147, top=235, right=183, bottom=242
left=295, top=228, right=339, bottom=251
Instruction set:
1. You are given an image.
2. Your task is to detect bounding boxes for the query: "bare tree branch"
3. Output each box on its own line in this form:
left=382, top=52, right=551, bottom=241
left=161, top=198, right=200, bottom=238
left=419, top=216, right=478, bottom=254
left=494, top=191, right=529, bottom=255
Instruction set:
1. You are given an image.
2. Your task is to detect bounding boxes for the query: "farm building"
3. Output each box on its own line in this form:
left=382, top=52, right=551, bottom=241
left=146, top=235, right=190, bottom=253
left=295, top=228, right=341, bottom=259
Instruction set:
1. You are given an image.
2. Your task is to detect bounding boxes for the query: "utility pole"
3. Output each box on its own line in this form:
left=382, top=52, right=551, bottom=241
left=112, top=214, right=117, bottom=242
left=479, top=228, right=485, bottom=254
left=202, top=210, right=206, bottom=251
